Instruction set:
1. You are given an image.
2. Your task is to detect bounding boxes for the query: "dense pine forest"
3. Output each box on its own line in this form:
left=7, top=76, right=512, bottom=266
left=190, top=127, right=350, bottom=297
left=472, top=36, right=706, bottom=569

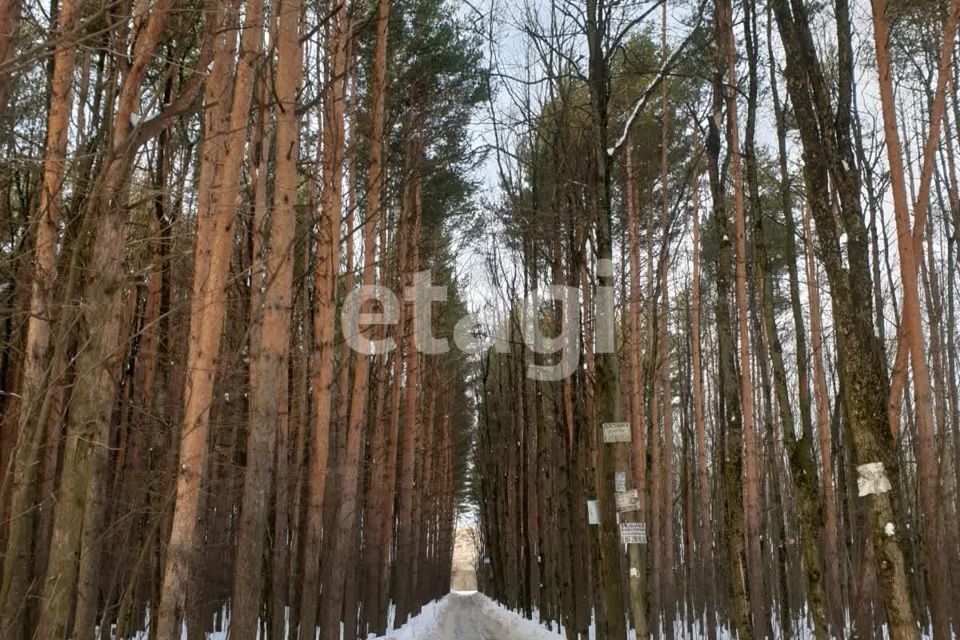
left=1, top=0, right=959, bottom=638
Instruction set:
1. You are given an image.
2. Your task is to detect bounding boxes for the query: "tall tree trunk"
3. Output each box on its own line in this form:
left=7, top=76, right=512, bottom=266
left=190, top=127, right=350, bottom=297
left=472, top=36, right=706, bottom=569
left=869, top=2, right=960, bottom=636
left=299, top=1, right=348, bottom=636
left=689, top=146, right=716, bottom=640
left=0, top=1, right=80, bottom=634
left=657, top=10, right=675, bottom=632
left=395, top=145, right=423, bottom=624
left=763, top=5, right=839, bottom=635
left=377, top=151, right=413, bottom=632
left=0, top=0, right=18, bottom=111
left=321, top=5, right=354, bottom=640
left=624, top=138, right=648, bottom=640
left=156, top=0, right=264, bottom=632
left=36, top=3, right=174, bottom=636
left=584, top=2, right=627, bottom=637
left=231, top=0, right=301, bottom=634
left=358, top=0, right=390, bottom=632
left=706, top=29, right=753, bottom=638
left=717, top=0, right=767, bottom=634
left=771, top=0, right=919, bottom=635
left=803, top=205, right=844, bottom=640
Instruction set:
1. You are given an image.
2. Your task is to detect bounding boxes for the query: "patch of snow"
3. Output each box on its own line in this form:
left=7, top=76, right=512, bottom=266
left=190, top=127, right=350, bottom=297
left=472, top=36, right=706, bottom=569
left=369, top=597, right=447, bottom=639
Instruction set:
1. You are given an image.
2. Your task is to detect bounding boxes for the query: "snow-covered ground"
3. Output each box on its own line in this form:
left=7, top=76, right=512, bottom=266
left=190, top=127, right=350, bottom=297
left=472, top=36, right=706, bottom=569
left=372, top=596, right=940, bottom=640
left=101, top=596, right=942, bottom=639
left=371, top=591, right=562, bottom=640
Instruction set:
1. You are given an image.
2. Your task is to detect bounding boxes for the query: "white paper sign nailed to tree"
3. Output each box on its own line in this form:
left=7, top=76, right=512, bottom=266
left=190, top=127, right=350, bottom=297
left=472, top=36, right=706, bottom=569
left=603, top=422, right=632, bottom=443
left=587, top=500, right=600, bottom=525
left=615, top=489, right=640, bottom=513
left=620, top=522, right=647, bottom=545
left=615, top=471, right=627, bottom=493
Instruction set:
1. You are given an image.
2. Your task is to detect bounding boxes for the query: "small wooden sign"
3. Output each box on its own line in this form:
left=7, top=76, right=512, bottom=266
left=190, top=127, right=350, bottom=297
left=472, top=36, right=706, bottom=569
left=603, top=422, right=632, bottom=443
left=615, top=471, right=627, bottom=493
left=615, top=489, right=640, bottom=513
left=620, top=522, right=647, bottom=545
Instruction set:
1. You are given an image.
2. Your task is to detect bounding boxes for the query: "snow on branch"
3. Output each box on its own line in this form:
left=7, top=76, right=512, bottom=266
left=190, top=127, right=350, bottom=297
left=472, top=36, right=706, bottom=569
left=606, top=62, right=669, bottom=158
left=606, top=2, right=706, bottom=159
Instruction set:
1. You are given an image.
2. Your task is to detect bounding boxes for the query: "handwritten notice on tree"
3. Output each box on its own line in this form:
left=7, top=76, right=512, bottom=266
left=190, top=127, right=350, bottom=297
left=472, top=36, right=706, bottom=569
left=615, top=471, right=627, bottom=493
left=620, top=522, right=648, bottom=545
left=615, top=489, right=640, bottom=513
left=603, top=422, right=632, bottom=443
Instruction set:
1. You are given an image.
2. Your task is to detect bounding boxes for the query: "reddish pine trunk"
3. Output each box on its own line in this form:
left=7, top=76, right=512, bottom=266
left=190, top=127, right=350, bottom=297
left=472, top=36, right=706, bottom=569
left=299, top=1, right=348, bottom=636
left=395, top=143, right=423, bottom=624
left=718, top=0, right=767, bottom=633
left=624, top=138, right=648, bottom=638
left=0, top=1, right=80, bottom=633
left=870, top=1, right=960, bottom=637
left=689, top=149, right=716, bottom=640
left=36, top=3, right=174, bottom=636
left=156, top=0, right=263, bottom=632
left=358, top=1, right=390, bottom=632
left=231, top=0, right=300, bottom=635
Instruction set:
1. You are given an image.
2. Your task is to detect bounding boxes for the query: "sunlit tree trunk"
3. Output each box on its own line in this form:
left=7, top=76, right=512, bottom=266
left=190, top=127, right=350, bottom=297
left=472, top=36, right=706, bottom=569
left=231, top=0, right=301, bottom=635
left=36, top=3, right=175, bottom=636
left=0, top=2, right=80, bottom=634
left=869, top=1, right=960, bottom=636
left=157, top=0, right=264, bottom=632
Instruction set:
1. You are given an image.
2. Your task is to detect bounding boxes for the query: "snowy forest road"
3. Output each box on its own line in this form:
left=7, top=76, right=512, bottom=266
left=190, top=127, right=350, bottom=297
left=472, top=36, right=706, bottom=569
left=384, top=592, right=558, bottom=640
left=421, top=593, right=518, bottom=640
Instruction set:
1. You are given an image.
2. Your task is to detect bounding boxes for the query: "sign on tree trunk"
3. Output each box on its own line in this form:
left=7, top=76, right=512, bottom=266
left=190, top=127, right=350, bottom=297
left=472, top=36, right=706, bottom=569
left=615, top=489, right=640, bottom=513
left=615, top=471, right=627, bottom=493
left=587, top=500, right=600, bottom=525
left=620, top=522, right=647, bottom=545
left=603, top=422, right=632, bottom=443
